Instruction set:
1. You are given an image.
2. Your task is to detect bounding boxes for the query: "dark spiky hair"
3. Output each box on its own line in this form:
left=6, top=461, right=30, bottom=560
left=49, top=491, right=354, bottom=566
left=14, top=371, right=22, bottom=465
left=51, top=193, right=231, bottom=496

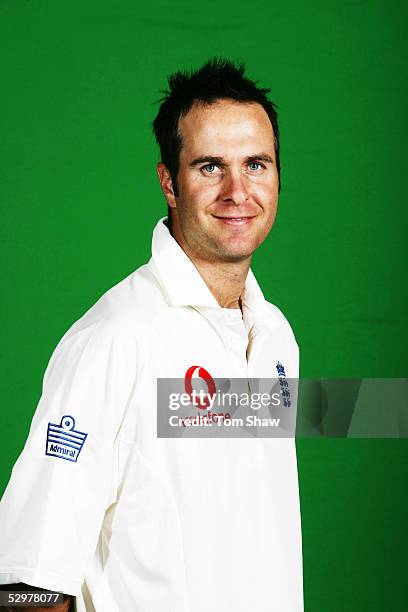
left=152, top=57, right=281, bottom=219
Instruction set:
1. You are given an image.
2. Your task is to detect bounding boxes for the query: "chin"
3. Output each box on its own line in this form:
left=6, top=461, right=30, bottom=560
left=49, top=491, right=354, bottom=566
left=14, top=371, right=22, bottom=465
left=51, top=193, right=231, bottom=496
left=221, top=252, right=254, bottom=263
left=217, top=241, right=258, bottom=262
left=213, top=224, right=269, bottom=255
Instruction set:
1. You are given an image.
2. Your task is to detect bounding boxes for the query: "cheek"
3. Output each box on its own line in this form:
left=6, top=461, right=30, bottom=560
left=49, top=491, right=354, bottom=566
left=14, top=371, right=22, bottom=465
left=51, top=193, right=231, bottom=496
left=254, top=183, right=279, bottom=208
left=181, top=181, right=218, bottom=212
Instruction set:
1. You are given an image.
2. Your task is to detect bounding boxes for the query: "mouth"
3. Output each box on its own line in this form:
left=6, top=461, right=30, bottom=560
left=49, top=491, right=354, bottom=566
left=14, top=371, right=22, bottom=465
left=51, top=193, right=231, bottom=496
left=212, top=215, right=256, bottom=226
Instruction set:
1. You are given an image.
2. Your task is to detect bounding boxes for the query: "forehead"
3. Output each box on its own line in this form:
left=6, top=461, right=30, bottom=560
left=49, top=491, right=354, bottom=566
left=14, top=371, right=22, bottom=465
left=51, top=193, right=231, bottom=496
left=178, top=99, right=275, bottom=156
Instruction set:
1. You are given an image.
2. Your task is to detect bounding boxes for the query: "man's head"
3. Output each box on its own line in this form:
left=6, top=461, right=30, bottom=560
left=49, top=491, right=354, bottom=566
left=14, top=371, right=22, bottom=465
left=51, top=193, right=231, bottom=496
left=152, top=58, right=281, bottom=264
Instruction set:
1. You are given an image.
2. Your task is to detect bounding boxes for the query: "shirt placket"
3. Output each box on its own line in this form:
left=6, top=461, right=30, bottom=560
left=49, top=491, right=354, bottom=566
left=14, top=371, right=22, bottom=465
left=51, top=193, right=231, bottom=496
left=192, top=307, right=248, bottom=377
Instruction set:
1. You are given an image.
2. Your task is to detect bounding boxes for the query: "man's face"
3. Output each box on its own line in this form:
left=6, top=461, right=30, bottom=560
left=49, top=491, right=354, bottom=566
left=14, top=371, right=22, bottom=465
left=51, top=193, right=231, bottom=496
left=160, top=99, right=279, bottom=263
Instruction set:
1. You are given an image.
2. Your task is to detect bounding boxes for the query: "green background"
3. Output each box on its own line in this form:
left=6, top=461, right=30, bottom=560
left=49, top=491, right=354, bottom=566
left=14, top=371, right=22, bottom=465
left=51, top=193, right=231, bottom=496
left=1, top=1, right=407, bottom=610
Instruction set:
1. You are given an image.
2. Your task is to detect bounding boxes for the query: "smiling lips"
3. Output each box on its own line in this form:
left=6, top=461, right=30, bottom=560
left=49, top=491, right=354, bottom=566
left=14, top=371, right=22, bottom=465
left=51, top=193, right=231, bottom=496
left=213, top=215, right=255, bottom=226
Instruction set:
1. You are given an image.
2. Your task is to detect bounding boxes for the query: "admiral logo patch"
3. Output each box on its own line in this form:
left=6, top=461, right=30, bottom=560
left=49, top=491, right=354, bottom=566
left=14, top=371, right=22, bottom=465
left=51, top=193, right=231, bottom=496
left=45, top=415, right=87, bottom=463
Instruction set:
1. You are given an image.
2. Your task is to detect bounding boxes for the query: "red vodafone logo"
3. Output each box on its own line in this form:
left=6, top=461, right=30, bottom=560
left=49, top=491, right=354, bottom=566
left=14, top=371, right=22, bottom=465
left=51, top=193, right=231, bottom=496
left=184, top=366, right=216, bottom=409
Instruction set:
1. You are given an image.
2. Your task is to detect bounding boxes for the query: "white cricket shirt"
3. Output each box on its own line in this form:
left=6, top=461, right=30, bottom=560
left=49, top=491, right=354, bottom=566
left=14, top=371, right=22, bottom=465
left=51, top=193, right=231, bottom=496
left=0, top=217, right=304, bottom=611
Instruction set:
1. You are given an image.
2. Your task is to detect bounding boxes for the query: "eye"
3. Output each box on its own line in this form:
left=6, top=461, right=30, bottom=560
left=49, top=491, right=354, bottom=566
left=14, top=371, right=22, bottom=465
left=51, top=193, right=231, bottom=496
left=201, top=163, right=220, bottom=174
left=248, top=161, right=264, bottom=172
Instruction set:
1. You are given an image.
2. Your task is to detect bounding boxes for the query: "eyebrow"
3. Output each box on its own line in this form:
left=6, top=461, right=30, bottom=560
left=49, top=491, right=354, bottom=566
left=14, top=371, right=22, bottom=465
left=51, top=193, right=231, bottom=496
left=188, top=153, right=275, bottom=167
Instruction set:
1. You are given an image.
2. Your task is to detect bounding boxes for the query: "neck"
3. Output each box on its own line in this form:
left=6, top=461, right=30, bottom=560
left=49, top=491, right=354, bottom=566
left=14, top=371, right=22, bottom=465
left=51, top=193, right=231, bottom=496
left=171, top=231, right=250, bottom=309
left=193, top=256, right=250, bottom=308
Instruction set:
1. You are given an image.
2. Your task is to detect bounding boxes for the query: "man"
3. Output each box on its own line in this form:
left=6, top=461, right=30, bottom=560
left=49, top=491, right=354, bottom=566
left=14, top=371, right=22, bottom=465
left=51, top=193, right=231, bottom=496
left=0, top=58, right=303, bottom=611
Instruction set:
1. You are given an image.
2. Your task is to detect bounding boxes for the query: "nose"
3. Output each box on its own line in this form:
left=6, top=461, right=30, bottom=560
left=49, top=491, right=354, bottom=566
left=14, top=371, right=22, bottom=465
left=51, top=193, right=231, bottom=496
left=221, top=169, right=249, bottom=206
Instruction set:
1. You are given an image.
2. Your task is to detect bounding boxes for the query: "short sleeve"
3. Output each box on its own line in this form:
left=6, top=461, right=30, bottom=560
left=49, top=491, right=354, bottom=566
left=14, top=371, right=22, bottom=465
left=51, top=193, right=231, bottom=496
left=0, top=315, right=137, bottom=596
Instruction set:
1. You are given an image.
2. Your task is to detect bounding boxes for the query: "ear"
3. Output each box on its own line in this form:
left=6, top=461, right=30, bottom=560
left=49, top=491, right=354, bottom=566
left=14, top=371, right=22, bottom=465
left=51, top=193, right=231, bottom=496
left=157, top=163, right=177, bottom=209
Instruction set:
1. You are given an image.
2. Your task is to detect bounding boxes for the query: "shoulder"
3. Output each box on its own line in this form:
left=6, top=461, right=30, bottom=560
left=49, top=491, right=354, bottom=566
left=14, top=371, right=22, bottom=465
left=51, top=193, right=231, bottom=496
left=261, top=300, right=300, bottom=377
left=89, top=261, right=165, bottom=325
left=44, top=262, right=165, bottom=376
left=263, top=300, right=298, bottom=346
left=64, top=262, right=164, bottom=338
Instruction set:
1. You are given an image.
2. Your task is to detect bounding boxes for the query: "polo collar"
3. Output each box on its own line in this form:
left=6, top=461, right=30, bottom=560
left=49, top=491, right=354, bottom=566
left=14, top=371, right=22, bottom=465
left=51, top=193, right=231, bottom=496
left=150, top=217, right=269, bottom=315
